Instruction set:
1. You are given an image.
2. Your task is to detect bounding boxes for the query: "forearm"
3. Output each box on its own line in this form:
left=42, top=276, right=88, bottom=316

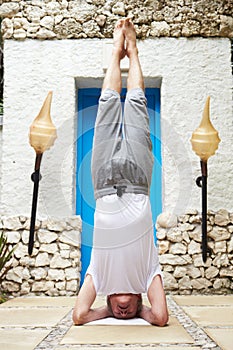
left=139, top=305, right=168, bottom=326
left=73, top=306, right=112, bottom=325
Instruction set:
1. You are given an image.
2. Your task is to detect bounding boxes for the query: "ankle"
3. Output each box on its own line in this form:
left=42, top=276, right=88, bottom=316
left=126, top=46, right=138, bottom=59
left=112, top=46, right=125, bottom=60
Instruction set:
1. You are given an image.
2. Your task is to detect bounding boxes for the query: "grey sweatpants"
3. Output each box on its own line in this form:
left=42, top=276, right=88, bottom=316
left=91, top=88, right=154, bottom=199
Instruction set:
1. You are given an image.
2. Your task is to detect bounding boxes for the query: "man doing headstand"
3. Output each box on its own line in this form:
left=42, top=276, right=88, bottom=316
left=73, top=19, right=169, bottom=326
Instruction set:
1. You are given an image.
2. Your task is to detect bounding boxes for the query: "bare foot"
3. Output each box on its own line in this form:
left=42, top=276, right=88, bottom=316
left=113, top=19, right=126, bottom=60
left=123, top=18, right=137, bottom=57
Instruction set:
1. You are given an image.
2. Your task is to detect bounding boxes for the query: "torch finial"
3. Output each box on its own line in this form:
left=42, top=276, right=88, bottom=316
left=191, top=96, right=221, bottom=162
left=29, top=91, right=57, bottom=154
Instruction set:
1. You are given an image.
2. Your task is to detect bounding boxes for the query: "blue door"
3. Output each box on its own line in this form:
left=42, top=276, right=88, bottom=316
left=76, top=88, right=161, bottom=284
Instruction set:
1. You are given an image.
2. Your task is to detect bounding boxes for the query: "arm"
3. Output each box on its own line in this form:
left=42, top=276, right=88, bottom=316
left=139, top=275, right=169, bottom=326
left=72, top=274, right=112, bottom=325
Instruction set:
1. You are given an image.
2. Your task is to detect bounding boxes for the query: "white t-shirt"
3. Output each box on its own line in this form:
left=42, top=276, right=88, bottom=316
left=86, top=193, right=162, bottom=296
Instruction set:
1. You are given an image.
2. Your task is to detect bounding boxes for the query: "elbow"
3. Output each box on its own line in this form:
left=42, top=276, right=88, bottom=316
left=72, top=310, right=86, bottom=325
left=157, top=313, right=169, bottom=327
left=151, top=311, right=169, bottom=327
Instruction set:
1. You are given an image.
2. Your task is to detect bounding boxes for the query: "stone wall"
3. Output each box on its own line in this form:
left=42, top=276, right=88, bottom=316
left=1, top=210, right=233, bottom=296
left=157, top=210, right=233, bottom=294
left=0, top=215, right=82, bottom=296
left=0, top=0, right=232, bottom=40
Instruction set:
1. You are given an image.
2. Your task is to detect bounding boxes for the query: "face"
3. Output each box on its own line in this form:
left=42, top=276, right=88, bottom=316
left=108, top=293, right=141, bottom=319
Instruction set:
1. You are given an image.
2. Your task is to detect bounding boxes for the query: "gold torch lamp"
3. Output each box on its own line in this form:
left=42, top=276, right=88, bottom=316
left=191, top=96, right=220, bottom=262
left=28, top=91, right=57, bottom=255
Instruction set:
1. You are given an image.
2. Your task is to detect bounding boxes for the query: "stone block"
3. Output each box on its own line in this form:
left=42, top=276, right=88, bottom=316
left=189, top=226, right=202, bottom=242
left=163, top=264, right=174, bottom=272
left=50, top=254, right=72, bottom=268
left=182, top=231, right=191, bottom=243
left=220, top=267, right=233, bottom=278
left=66, top=279, right=78, bottom=292
left=188, top=240, right=201, bottom=255
left=70, top=250, right=81, bottom=259
left=21, top=230, right=30, bottom=244
left=179, top=223, right=195, bottom=232
left=48, top=269, right=65, bottom=281
left=46, top=218, right=67, bottom=232
left=14, top=242, right=29, bottom=259
left=0, top=2, right=20, bottom=17
left=214, top=241, right=227, bottom=254
left=214, top=209, right=230, bottom=226
left=66, top=215, right=82, bottom=230
left=166, top=228, right=183, bottom=243
left=150, top=21, right=170, bottom=37
left=193, top=254, right=212, bottom=267
left=159, top=253, right=188, bottom=265
left=13, top=28, right=27, bottom=40
left=65, top=267, right=79, bottom=281
left=163, top=271, right=178, bottom=290
left=37, top=229, right=57, bottom=244
left=31, top=281, right=54, bottom=292
left=6, top=267, right=24, bottom=283
left=112, top=1, right=125, bottom=16
left=59, top=243, right=70, bottom=250
left=6, top=231, right=21, bottom=244
left=1, top=18, right=13, bottom=39
left=56, top=281, right=66, bottom=290
left=40, top=15, right=54, bottom=30
left=1, top=280, right=20, bottom=292
left=191, top=278, right=212, bottom=290
left=35, top=252, right=50, bottom=267
left=178, top=275, right=192, bottom=290
left=156, top=212, right=177, bottom=229
left=213, top=253, right=229, bottom=268
left=40, top=243, right=58, bottom=254
left=158, top=240, right=170, bottom=254
left=20, top=281, right=31, bottom=294
left=205, top=266, right=219, bottom=279
left=187, top=265, right=201, bottom=279
left=156, top=228, right=167, bottom=240
left=208, top=227, right=230, bottom=241
left=59, top=230, right=80, bottom=247
left=19, top=256, right=35, bottom=267
left=173, top=266, right=187, bottom=278
left=227, top=236, right=233, bottom=253
left=169, top=242, right=187, bottom=255
left=2, top=216, right=23, bottom=230
left=31, top=267, right=47, bottom=280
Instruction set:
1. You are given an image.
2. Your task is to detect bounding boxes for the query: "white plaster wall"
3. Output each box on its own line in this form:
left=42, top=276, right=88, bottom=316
left=0, top=37, right=232, bottom=218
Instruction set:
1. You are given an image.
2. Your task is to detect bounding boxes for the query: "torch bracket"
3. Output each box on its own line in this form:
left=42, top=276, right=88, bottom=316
left=31, top=171, right=42, bottom=183
left=196, top=176, right=202, bottom=188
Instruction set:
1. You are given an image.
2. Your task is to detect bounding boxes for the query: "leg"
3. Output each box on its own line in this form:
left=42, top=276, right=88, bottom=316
left=92, top=21, right=126, bottom=194
left=122, top=21, right=153, bottom=190
left=102, top=19, right=125, bottom=93
left=73, top=274, right=111, bottom=325
left=139, top=275, right=169, bottom=326
left=124, top=19, right=144, bottom=91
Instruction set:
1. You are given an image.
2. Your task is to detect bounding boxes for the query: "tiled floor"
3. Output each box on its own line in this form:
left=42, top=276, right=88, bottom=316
left=0, top=295, right=232, bottom=350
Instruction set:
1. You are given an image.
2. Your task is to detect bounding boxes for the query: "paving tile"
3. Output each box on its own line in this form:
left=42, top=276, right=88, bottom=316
left=55, top=347, right=201, bottom=350
left=204, top=328, right=233, bottom=350
left=0, top=328, right=50, bottom=350
left=173, top=295, right=233, bottom=306
left=182, top=306, right=233, bottom=326
left=0, top=297, right=76, bottom=308
left=60, top=317, right=194, bottom=345
left=0, top=307, right=71, bottom=327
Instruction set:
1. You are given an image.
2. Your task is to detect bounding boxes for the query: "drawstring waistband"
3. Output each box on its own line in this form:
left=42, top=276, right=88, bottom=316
left=113, top=184, right=127, bottom=197
left=94, top=184, right=149, bottom=199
